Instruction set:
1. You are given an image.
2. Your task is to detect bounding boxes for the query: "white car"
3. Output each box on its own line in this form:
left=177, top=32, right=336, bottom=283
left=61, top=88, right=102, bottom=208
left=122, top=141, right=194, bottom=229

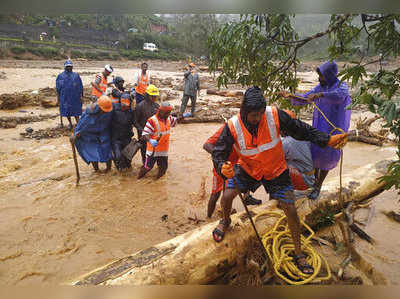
left=143, top=43, right=158, bottom=52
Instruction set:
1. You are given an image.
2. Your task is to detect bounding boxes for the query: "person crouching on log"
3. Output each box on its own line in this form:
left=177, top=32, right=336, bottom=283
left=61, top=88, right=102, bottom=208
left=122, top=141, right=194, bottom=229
left=111, top=93, right=136, bottom=171
left=211, top=86, right=348, bottom=274
left=137, top=102, right=178, bottom=180
left=281, top=110, right=316, bottom=192
left=70, top=95, right=113, bottom=172
left=203, top=125, right=262, bottom=218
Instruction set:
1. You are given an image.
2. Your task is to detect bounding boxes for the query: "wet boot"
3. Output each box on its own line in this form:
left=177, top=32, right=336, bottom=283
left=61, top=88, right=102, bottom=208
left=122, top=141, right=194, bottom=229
left=243, top=194, right=262, bottom=206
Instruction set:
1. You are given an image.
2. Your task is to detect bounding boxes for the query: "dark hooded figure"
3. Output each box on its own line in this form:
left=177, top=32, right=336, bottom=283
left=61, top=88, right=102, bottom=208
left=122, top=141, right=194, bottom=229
left=211, top=86, right=348, bottom=275
left=111, top=93, right=136, bottom=170
left=287, top=60, right=352, bottom=200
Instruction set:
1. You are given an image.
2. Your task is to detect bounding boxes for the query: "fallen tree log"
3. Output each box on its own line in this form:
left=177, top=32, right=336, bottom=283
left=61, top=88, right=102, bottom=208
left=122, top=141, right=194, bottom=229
left=207, top=89, right=244, bottom=97
left=71, top=159, right=392, bottom=286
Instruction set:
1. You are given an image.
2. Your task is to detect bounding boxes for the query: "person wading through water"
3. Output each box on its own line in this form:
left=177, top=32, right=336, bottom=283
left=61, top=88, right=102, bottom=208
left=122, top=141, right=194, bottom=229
left=111, top=93, right=136, bottom=171
left=211, top=86, right=348, bottom=274
left=203, top=125, right=262, bottom=218
left=56, top=60, right=83, bottom=130
left=71, top=95, right=114, bottom=172
left=134, top=84, right=160, bottom=165
left=280, top=60, right=352, bottom=201
left=137, top=102, right=178, bottom=180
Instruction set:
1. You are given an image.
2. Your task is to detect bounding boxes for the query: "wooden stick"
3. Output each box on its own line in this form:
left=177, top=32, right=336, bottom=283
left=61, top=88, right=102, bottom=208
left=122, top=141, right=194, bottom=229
left=70, top=139, right=80, bottom=186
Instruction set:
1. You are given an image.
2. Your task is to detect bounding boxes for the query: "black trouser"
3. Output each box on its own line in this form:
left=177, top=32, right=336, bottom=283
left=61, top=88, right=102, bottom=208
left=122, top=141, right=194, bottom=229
left=112, top=139, right=132, bottom=170
left=137, top=129, right=147, bottom=165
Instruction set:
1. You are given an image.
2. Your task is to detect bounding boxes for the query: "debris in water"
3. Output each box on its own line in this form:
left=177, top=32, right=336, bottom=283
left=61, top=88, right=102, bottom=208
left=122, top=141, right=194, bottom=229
left=0, top=251, right=23, bottom=261
left=20, top=126, right=71, bottom=139
left=161, top=214, right=168, bottom=221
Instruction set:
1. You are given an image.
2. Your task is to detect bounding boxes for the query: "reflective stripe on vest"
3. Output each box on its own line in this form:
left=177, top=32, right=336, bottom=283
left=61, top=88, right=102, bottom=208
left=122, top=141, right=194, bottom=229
left=136, top=73, right=149, bottom=95
left=146, top=115, right=171, bottom=154
left=231, top=106, right=280, bottom=156
left=92, top=74, right=108, bottom=98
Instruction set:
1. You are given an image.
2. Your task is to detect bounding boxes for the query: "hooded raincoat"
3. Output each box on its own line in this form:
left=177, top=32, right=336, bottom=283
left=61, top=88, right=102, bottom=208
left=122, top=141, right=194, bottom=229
left=291, top=61, right=352, bottom=170
left=56, top=70, right=83, bottom=117
left=74, top=104, right=113, bottom=164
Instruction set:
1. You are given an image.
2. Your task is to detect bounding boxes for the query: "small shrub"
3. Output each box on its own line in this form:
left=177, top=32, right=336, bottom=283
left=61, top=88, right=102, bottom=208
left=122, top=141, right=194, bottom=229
left=10, top=46, right=26, bottom=55
left=37, top=47, right=59, bottom=58
left=70, top=50, right=84, bottom=58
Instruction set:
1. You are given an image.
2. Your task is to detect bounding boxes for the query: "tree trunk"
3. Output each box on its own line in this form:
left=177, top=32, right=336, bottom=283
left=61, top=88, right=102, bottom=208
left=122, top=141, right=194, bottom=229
left=71, top=159, right=392, bottom=286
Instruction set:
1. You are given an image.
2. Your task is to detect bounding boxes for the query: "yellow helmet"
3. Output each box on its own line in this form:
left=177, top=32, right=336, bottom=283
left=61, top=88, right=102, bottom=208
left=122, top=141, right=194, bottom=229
left=146, top=84, right=159, bottom=96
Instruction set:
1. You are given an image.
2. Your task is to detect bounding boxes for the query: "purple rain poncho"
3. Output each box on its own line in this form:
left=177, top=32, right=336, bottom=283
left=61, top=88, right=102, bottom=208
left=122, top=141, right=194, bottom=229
left=291, top=61, right=352, bottom=170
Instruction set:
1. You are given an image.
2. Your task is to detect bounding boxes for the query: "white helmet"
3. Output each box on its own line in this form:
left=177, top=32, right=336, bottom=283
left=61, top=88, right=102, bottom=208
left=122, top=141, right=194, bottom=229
left=105, top=64, right=113, bottom=73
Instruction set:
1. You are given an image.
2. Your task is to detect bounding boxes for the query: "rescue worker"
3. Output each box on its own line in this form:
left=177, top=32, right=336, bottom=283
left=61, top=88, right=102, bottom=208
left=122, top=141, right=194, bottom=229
left=110, top=89, right=121, bottom=104
left=212, top=86, right=348, bottom=274
left=133, top=62, right=151, bottom=105
left=180, top=62, right=200, bottom=117
left=71, top=95, right=113, bottom=172
left=281, top=60, right=352, bottom=200
left=56, top=60, right=83, bottom=129
left=113, top=76, right=126, bottom=93
left=137, top=102, right=177, bottom=180
left=111, top=93, right=136, bottom=171
left=134, top=84, right=160, bottom=164
left=91, top=64, right=114, bottom=102
left=203, top=126, right=261, bottom=218
left=281, top=110, right=315, bottom=191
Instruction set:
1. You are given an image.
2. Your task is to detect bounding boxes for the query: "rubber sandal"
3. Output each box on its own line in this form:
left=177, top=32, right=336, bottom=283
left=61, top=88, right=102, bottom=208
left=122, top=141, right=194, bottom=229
left=293, top=253, right=314, bottom=275
left=212, top=218, right=231, bottom=243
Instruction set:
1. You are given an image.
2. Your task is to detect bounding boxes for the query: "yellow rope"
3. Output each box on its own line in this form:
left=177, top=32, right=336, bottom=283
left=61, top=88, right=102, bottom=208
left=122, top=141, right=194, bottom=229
left=255, top=212, right=331, bottom=285
left=254, top=93, right=347, bottom=284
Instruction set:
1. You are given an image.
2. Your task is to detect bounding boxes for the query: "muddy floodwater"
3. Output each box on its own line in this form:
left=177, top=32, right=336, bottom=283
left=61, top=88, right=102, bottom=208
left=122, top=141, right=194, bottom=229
left=0, top=60, right=399, bottom=285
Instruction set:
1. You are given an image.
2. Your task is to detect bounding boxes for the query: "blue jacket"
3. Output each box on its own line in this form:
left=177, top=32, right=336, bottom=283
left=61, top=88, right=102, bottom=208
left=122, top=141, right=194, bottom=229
left=56, top=70, right=83, bottom=117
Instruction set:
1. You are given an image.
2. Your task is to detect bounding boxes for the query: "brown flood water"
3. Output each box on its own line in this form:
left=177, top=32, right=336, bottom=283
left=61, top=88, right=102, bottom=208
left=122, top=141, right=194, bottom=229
left=0, top=61, right=398, bottom=285
left=0, top=112, right=397, bottom=284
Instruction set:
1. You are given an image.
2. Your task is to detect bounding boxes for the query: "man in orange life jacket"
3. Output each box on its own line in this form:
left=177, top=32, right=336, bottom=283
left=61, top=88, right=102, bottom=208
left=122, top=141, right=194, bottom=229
left=134, top=62, right=151, bottom=105
left=91, top=64, right=114, bottom=102
left=203, top=126, right=262, bottom=218
left=211, top=86, right=348, bottom=274
left=137, top=102, right=178, bottom=180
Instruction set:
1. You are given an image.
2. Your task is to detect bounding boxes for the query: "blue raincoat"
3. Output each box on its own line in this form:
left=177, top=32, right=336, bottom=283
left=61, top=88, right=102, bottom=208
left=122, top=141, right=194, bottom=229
left=56, top=70, right=83, bottom=117
left=74, top=104, right=113, bottom=164
left=291, top=61, right=352, bottom=170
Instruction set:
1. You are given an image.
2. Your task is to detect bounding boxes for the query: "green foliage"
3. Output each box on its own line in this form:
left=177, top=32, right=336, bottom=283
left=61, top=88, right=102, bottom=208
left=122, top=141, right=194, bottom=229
left=10, top=46, right=26, bottom=55
left=0, top=37, right=24, bottom=42
left=378, top=145, right=400, bottom=193
left=70, top=49, right=84, bottom=58
left=35, top=46, right=59, bottom=58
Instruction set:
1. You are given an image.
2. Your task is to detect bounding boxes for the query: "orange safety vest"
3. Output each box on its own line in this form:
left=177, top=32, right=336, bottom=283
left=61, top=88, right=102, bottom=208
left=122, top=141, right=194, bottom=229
left=111, top=96, right=120, bottom=104
left=227, top=106, right=287, bottom=180
left=91, top=73, right=108, bottom=98
left=135, top=73, right=149, bottom=95
left=146, top=114, right=171, bottom=157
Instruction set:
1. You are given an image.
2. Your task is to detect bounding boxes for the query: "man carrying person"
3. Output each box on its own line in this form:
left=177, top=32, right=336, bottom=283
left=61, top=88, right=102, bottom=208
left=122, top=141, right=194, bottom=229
left=56, top=59, right=83, bottom=130
left=71, top=95, right=114, bottom=172
left=137, top=102, right=177, bottom=180
left=211, top=86, right=348, bottom=274
left=280, top=60, right=352, bottom=200
left=203, top=125, right=262, bottom=218
left=180, top=62, right=200, bottom=117
left=91, top=64, right=114, bottom=102
left=133, top=62, right=151, bottom=105
left=134, top=84, right=160, bottom=164
left=111, top=93, right=136, bottom=171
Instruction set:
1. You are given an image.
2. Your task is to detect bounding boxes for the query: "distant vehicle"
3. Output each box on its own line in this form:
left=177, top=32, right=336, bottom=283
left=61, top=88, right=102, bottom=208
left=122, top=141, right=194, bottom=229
left=143, top=42, right=158, bottom=52
left=128, top=27, right=138, bottom=33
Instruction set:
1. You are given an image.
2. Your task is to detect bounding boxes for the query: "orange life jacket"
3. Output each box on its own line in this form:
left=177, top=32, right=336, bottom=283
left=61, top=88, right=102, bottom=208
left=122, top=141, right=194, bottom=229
left=91, top=73, right=108, bottom=98
left=135, top=73, right=149, bottom=95
left=227, top=106, right=287, bottom=180
left=146, top=114, right=171, bottom=157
